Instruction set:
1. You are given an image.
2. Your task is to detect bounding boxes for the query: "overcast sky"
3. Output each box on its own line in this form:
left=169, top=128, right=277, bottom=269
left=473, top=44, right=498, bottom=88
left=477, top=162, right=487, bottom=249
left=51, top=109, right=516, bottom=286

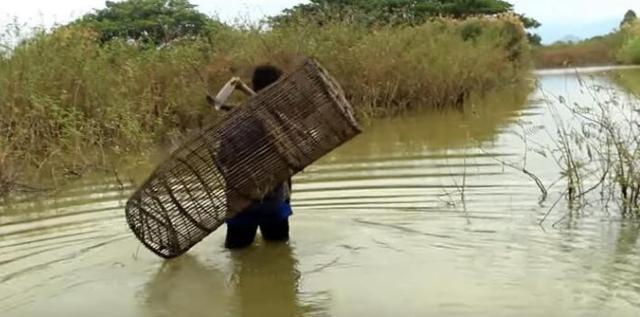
left=1, top=0, right=639, bottom=43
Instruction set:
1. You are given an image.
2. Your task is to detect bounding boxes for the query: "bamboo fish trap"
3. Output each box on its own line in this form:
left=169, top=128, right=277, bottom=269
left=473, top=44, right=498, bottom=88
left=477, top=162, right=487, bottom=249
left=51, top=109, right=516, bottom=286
left=125, top=59, right=361, bottom=258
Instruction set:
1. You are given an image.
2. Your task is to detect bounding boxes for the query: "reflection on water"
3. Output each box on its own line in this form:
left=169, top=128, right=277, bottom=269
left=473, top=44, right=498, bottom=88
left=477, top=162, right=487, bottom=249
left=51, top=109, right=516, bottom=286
left=143, top=243, right=324, bottom=317
left=144, top=255, right=232, bottom=317
left=1, top=71, right=640, bottom=316
left=143, top=242, right=330, bottom=317
left=611, top=68, right=640, bottom=96
left=344, top=84, right=530, bottom=156
left=229, top=243, right=318, bottom=317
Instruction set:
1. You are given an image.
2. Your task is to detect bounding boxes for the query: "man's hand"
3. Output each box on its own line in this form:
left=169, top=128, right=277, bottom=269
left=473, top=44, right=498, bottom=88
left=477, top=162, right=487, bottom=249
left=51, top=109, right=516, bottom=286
left=206, top=94, right=233, bottom=111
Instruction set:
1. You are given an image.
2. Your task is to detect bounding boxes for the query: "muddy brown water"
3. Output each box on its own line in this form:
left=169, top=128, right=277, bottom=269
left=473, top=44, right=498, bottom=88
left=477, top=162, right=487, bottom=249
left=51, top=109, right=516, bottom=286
left=1, top=68, right=639, bottom=317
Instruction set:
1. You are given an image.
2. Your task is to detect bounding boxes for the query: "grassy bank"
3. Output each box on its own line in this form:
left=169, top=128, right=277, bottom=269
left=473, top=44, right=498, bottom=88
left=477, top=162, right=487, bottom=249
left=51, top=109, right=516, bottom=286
left=533, top=35, right=622, bottom=68
left=534, top=20, right=640, bottom=69
left=0, top=16, right=531, bottom=195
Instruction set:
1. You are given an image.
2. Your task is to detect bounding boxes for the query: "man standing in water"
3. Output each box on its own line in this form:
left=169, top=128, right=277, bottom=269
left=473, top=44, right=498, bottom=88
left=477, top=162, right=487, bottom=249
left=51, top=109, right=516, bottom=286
left=208, top=65, right=293, bottom=249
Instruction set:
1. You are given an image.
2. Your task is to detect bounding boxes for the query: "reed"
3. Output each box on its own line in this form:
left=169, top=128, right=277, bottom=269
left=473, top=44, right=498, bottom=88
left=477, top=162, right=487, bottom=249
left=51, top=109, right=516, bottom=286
left=542, top=76, right=640, bottom=218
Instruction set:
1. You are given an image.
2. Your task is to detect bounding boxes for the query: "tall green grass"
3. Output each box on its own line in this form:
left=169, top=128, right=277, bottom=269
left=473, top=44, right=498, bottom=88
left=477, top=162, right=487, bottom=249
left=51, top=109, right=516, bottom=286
left=0, top=15, right=531, bottom=193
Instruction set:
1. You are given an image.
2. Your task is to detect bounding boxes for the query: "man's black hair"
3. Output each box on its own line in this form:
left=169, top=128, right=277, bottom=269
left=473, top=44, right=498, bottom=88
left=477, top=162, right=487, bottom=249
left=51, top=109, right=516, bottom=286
left=252, top=65, right=283, bottom=92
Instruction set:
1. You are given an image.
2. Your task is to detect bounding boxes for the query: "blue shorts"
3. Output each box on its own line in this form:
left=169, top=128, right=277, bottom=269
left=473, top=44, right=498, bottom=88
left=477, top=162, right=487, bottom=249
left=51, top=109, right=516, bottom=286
left=226, top=200, right=293, bottom=226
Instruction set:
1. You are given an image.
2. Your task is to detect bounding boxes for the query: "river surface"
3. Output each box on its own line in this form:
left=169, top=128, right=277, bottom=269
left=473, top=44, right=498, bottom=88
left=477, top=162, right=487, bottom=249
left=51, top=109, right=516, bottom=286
left=1, top=68, right=639, bottom=317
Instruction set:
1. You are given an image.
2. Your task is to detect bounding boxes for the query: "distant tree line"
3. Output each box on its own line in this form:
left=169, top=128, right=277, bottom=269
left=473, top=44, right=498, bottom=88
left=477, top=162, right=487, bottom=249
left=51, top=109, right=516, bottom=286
left=270, top=0, right=541, bottom=44
left=75, top=0, right=541, bottom=46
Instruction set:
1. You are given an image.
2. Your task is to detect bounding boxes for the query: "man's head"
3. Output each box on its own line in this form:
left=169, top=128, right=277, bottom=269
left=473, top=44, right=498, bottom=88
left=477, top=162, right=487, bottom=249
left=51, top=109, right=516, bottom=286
left=252, top=65, right=283, bottom=92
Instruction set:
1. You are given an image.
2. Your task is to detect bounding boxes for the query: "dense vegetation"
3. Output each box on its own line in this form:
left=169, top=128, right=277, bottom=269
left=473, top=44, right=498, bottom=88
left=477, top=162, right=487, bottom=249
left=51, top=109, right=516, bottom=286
left=0, top=0, right=532, bottom=196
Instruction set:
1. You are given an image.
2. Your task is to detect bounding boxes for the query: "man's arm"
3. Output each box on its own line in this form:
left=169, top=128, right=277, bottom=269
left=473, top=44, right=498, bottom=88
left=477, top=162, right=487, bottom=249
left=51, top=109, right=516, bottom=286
left=206, top=77, right=256, bottom=111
